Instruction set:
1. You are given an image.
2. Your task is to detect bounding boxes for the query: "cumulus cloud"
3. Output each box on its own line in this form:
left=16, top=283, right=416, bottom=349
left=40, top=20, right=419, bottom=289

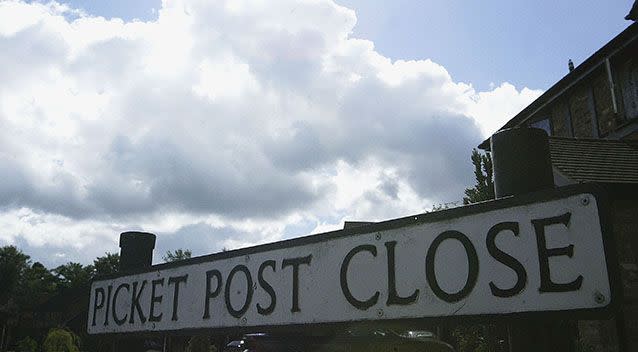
left=465, top=82, right=543, bottom=137
left=0, top=0, right=540, bottom=266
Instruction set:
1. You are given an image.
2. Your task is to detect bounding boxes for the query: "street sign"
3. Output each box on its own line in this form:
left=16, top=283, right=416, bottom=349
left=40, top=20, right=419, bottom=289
left=87, top=185, right=615, bottom=335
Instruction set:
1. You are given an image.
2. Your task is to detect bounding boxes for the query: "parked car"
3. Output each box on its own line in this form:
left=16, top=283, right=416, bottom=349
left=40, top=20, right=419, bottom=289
left=223, top=329, right=454, bottom=352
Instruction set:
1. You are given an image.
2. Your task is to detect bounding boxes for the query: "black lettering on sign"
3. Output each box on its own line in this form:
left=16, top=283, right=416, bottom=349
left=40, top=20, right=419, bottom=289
left=92, top=287, right=105, bottom=327
left=257, top=260, right=277, bottom=315
left=168, top=275, right=188, bottom=321
left=532, top=212, right=583, bottom=293
left=104, top=285, right=112, bottom=326
left=224, top=265, right=253, bottom=318
left=426, top=230, right=479, bottom=303
left=282, top=255, right=312, bottom=313
left=129, top=280, right=148, bottom=324
left=113, top=283, right=130, bottom=326
left=385, top=241, right=419, bottom=306
left=203, top=270, right=222, bottom=320
left=340, top=244, right=379, bottom=310
left=149, top=278, right=164, bottom=322
left=486, top=222, right=527, bottom=297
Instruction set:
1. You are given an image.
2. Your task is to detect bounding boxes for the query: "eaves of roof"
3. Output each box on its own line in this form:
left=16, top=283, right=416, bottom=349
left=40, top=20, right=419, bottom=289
left=479, top=22, right=638, bottom=150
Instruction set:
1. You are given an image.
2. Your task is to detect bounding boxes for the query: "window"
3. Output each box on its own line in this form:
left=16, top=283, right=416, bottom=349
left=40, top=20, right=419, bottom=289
left=530, top=118, right=551, bottom=135
left=551, top=101, right=573, bottom=137
left=619, top=57, right=638, bottom=120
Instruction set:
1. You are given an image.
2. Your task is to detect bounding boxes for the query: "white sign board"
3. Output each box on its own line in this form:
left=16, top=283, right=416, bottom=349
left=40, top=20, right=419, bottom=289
left=88, top=186, right=614, bottom=334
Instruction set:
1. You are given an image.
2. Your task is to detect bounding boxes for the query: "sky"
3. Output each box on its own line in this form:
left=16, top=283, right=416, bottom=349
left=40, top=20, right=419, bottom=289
left=0, top=0, right=634, bottom=267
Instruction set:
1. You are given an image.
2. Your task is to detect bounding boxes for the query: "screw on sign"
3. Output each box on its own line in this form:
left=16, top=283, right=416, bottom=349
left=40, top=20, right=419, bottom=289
left=87, top=185, right=614, bottom=335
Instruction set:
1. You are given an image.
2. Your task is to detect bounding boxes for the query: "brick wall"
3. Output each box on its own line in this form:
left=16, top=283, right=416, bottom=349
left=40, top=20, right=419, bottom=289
left=618, top=58, right=638, bottom=120
left=569, top=86, right=595, bottom=138
left=551, top=101, right=572, bottom=137
left=543, top=56, right=637, bottom=140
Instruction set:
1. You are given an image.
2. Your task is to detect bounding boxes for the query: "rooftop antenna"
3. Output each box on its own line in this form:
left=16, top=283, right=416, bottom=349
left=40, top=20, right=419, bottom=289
left=627, top=0, right=638, bottom=21
left=568, top=59, right=575, bottom=72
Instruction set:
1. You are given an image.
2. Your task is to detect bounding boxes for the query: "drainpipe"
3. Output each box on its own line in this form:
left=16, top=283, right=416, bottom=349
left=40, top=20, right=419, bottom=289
left=605, top=58, right=619, bottom=114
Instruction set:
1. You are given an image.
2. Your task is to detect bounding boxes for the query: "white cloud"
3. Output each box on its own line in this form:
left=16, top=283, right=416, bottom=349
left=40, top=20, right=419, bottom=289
left=465, top=82, right=543, bottom=137
left=0, top=0, right=540, bottom=266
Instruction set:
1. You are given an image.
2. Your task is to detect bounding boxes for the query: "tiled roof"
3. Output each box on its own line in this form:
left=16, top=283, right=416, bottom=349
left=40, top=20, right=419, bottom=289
left=549, top=137, right=638, bottom=184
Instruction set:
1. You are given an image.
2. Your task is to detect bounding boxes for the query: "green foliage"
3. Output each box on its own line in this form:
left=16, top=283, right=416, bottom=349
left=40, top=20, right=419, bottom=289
left=53, top=262, right=93, bottom=290
left=0, top=246, right=31, bottom=306
left=0, top=247, right=119, bottom=315
left=43, top=328, right=80, bottom=352
left=92, top=252, right=119, bottom=277
left=16, top=336, right=38, bottom=352
left=455, top=149, right=498, bottom=351
left=15, top=262, right=59, bottom=309
left=463, top=149, right=494, bottom=205
left=163, top=249, right=192, bottom=262
left=0, top=247, right=119, bottom=319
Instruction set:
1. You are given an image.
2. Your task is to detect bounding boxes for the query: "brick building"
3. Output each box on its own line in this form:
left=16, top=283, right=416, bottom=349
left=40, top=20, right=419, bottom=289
left=480, top=21, right=638, bottom=352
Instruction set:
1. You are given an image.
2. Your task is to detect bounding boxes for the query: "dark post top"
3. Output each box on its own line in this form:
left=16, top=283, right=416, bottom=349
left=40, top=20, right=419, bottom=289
left=489, top=127, right=566, bottom=352
left=490, top=127, right=554, bottom=199
left=119, top=231, right=156, bottom=272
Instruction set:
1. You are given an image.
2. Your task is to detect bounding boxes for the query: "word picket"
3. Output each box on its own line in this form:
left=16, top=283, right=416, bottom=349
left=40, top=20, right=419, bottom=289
left=88, top=187, right=612, bottom=334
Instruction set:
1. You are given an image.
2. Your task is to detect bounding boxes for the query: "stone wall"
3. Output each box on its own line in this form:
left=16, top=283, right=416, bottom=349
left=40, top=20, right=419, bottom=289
left=568, top=86, right=596, bottom=138
left=551, top=100, right=572, bottom=137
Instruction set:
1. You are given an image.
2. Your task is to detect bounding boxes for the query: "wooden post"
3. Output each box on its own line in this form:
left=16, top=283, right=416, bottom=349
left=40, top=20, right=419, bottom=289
left=119, top=231, right=156, bottom=272
left=490, top=127, right=575, bottom=352
left=116, top=231, right=156, bottom=352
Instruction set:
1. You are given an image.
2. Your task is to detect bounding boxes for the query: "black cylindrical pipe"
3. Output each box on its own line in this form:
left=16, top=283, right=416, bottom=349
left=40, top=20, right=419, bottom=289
left=119, top=231, right=156, bottom=271
left=490, top=127, right=554, bottom=198
left=490, top=127, right=576, bottom=352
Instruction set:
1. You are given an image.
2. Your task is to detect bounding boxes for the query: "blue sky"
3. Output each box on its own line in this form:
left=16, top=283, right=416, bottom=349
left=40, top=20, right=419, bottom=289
left=339, top=0, right=633, bottom=90
left=1, top=0, right=634, bottom=266
left=58, top=0, right=634, bottom=91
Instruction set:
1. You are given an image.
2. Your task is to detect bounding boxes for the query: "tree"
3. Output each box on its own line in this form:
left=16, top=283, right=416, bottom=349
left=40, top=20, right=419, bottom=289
left=16, top=336, right=38, bottom=352
left=92, top=252, right=119, bottom=277
left=53, top=262, right=93, bottom=290
left=42, top=328, right=80, bottom=352
left=163, top=249, right=192, bottom=262
left=463, top=149, right=494, bottom=205
left=0, top=246, right=31, bottom=306
left=15, top=262, right=59, bottom=309
left=455, top=148, right=502, bottom=352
